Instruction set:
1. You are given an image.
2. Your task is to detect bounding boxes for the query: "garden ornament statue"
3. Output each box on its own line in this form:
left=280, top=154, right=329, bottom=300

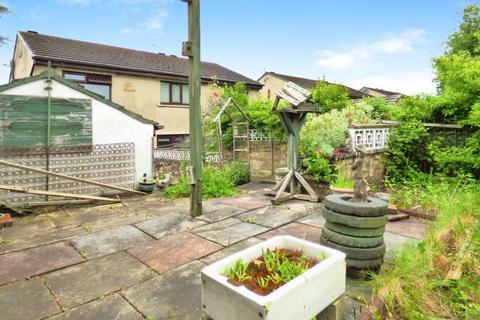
left=352, top=145, right=368, bottom=202
left=321, top=145, right=389, bottom=276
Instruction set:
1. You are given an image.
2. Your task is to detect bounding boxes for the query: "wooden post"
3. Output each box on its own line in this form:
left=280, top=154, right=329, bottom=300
left=45, top=62, right=53, bottom=199
left=182, top=0, right=202, bottom=217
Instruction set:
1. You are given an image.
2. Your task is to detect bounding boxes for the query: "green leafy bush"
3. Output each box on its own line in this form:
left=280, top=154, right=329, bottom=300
left=383, top=121, right=432, bottom=184
left=164, top=166, right=237, bottom=199
left=311, top=81, right=349, bottom=112
left=223, top=161, right=250, bottom=186
left=299, top=101, right=381, bottom=182
left=303, top=152, right=333, bottom=183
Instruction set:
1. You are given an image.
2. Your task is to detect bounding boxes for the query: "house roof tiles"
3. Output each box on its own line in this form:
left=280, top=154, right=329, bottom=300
left=19, top=31, right=261, bottom=88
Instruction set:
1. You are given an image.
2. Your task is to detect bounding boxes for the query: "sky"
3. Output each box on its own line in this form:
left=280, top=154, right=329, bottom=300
left=0, top=0, right=477, bottom=95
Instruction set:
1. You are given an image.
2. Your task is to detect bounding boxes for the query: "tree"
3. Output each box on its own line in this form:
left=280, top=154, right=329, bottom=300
left=0, top=3, right=9, bottom=46
left=446, top=4, right=480, bottom=56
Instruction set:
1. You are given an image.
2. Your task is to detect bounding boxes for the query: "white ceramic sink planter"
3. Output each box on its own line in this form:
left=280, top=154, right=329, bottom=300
left=201, top=235, right=346, bottom=320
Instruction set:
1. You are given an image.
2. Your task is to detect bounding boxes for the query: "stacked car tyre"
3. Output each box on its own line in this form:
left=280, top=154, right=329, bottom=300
left=320, top=194, right=388, bottom=272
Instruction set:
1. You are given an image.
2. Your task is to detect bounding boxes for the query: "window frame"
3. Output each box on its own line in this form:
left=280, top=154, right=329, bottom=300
left=62, top=71, right=112, bottom=100
left=160, top=81, right=189, bottom=106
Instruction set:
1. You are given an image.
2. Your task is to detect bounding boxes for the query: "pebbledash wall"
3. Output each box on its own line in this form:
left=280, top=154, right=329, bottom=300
left=1, top=78, right=154, bottom=180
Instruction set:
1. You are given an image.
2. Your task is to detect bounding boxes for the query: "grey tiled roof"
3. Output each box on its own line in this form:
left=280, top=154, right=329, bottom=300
left=19, top=31, right=261, bottom=87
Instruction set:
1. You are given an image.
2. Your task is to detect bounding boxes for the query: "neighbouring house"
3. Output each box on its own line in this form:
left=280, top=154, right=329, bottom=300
left=10, top=31, right=262, bottom=147
left=0, top=71, right=156, bottom=180
left=359, top=87, right=405, bottom=103
left=257, top=72, right=366, bottom=100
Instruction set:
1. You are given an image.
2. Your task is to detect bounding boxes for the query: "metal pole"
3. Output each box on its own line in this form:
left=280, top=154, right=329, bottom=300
left=182, top=0, right=202, bottom=217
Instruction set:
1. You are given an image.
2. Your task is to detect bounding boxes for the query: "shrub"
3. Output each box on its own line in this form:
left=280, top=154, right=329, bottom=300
left=223, top=161, right=250, bottom=186
left=383, top=121, right=432, bottom=184
left=299, top=101, right=381, bottom=182
left=164, top=165, right=237, bottom=199
left=311, top=80, right=349, bottom=112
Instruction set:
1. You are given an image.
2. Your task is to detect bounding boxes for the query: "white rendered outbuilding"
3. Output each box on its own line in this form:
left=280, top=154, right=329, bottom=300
left=0, top=71, right=156, bottom=181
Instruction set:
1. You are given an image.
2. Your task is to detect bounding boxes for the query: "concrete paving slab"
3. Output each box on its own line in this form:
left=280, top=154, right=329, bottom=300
left=192, top=218, right=270, bottom=246
left=72, top=225, right=153, bottom=259
left=0, top=219, right=55, bottom=241
left=0, top=241, right=84, bottom=285
left=52, top=207, right=122, bottom=230
left=219, top=195, right=270, bottom=211
left=47, top=294, right=142, bottom=320
left=0, top=278, right=60, bottom=320
left=0, top=227, right=87, bottom=255
left=128, top=232, right=221, bottom=273
left=257, top=222, right=322, bottom=243
left=237, top=205, right=307, bottom=228
left=44, top=251, right=156, bottom=309
left=125, top=202, right=189, bottom=219
left=87, top=214, right=147, bottom=233
left=297, top=213, right=326, bottom=228
left=386, top=218, right=426, bottom=240
left=123, top=261, right=205, bottom=320
left=200, top=237, right=263, bottom=264
left=196, top=203, right=248, bottom=223
left=135, top=212, right=207, bottom=239
left=281, top=200, right=323, bottom=215
left=384, top=231, right=420, bottom=261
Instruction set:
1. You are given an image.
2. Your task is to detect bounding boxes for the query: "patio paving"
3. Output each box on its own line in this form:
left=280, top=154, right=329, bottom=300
left=135, top=212, right=206, bottom=239
left=128, top=232, right=221, bottom=273
left=0, top=278, right=60, bottom=320
left=44, top=251, right=156, bottom=309
left=257, top=221, right=323, bottom=242
left=237, top=205, right=308, bottom=228
left=48, top=294, right=142, bottom=320
left=72, top=225, right=154, bottom=259
left=192, top=217, right=270, bottom=246
left=0, top=183, right=427, bottom=320
left=0, top=241, right=84, bottom=285
left=123, top=261, right=205, bottom=320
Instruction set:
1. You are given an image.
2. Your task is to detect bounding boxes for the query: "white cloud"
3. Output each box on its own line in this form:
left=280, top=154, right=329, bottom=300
left=317, top=52, right=355, bottom=70
left=140, top=9, right=168, bottom=31
left=119, top=27, right=133, bottom=34
left=345, top=69, right=436, bottom=95
left=316, top=28, right=426, bottom=70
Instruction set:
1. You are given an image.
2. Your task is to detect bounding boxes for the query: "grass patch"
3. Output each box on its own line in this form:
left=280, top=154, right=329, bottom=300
left=371, top=176, right=480, bottom=319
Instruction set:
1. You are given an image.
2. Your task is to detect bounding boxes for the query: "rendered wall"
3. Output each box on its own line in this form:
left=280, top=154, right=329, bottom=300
left=2, top=79, right=154, bottom=180
left=32, top=66, right=259, bottom=136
